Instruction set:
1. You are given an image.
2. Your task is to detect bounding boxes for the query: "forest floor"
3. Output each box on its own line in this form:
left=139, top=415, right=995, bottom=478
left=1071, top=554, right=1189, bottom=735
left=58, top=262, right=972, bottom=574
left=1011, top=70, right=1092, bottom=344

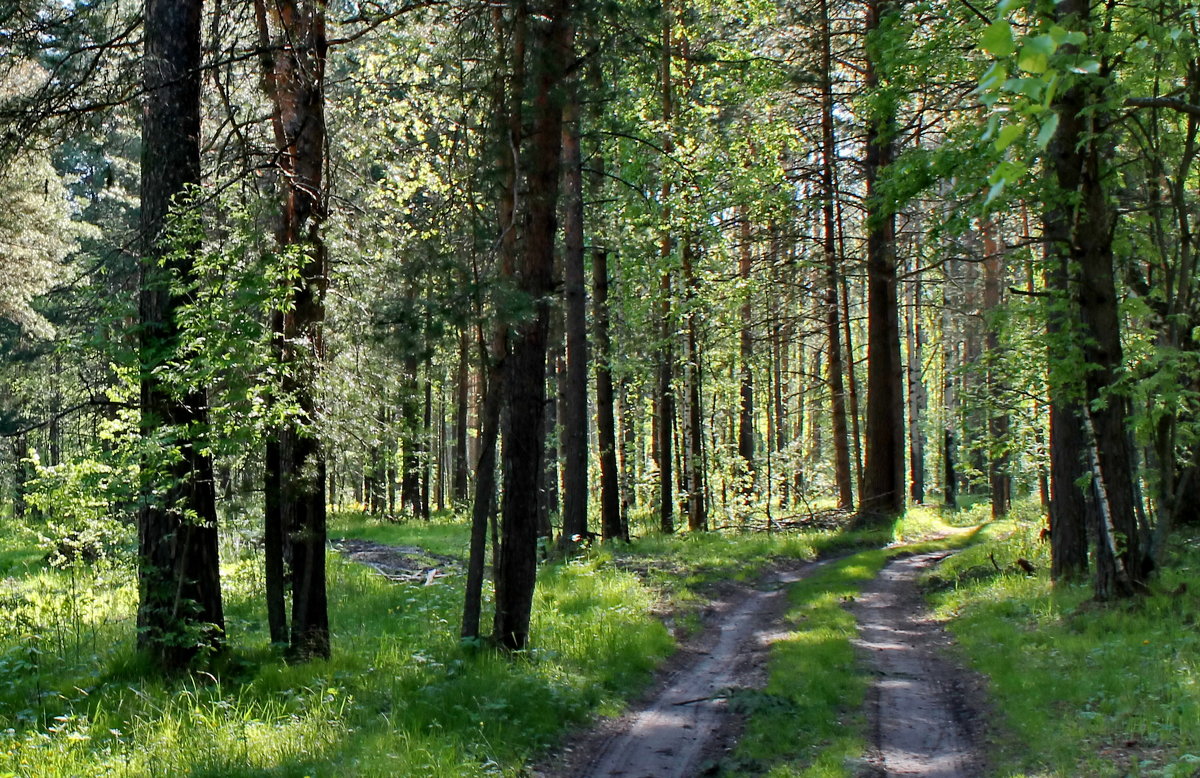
left=533, top=544, right=991, bottom=778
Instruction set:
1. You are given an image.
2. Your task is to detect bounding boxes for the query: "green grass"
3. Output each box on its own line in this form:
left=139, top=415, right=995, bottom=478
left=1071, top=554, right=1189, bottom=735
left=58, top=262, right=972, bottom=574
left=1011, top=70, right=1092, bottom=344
left=329, top=511, right=474, bottom=559
left=929, top=512, right=1200, bottom=777
left=0, top=511, right=674, bottom=777
left=721, top=506, right=982, bottom=777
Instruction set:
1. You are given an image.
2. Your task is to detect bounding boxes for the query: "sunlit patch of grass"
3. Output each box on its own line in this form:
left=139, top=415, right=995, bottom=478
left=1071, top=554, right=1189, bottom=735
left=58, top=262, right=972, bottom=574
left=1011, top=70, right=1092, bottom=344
left=0, top=512, right=675, bottom=777
left=329, top=510, right=472, bottom=559
left=931, top=515, right=1200, bottom=777
left=620, top=530, right=821, bottom=589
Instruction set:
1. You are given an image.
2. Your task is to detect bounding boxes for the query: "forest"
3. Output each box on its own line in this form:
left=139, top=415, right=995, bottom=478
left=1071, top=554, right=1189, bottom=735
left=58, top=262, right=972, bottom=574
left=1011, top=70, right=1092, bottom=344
left=1, top=0, right=1200, bottom=774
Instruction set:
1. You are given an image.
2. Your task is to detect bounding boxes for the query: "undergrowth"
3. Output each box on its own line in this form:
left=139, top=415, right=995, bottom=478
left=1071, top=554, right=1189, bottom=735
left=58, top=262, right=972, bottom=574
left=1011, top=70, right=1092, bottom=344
left=0, top=512, right=675, bottom=777
left=929, top=508, right=1200, bottom=777
left=0, top=507, right=855, bottom=777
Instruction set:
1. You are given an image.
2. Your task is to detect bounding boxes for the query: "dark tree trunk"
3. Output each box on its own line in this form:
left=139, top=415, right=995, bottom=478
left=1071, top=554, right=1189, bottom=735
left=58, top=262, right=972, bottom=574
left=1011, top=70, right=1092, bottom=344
left=421, top=369, right=432, bottom=519
left=401, top=355, right=422, bottom=515
left=560, top=59, right=588, bottom=549
left=540, top=349, right=561, bottom=540
left=454, top=330, right=471, bottom=504
left=656, top=293, right=675, bottom=535
left=656, top=0, right=675, bottom=536
left=493, top=0, right=572, bottom=650
left=591, top=132, right=624, bottom=542
left=264, top=433, right=288, bottom=644
left=857, top=0, right=905, bottom=524
left=255, top=0, right=330, bottom=660
left=682, top=240, right=707, bottom=531
left=820, top=0, right=854, bottom=511
left=12, top=433, right=29, bottom=519
left=907, top=274, right=926, bottom=504
left=982, top=226, right=1010, bottom=518
left=1047, top=0, right=1142, bottom=595
left=137, top=0, right=224, bottom=669
left=462, top=340, right=503, bottom=641
left=464, top=0, right=525, bottom=641
left=737, top=212, right=756, bottom=493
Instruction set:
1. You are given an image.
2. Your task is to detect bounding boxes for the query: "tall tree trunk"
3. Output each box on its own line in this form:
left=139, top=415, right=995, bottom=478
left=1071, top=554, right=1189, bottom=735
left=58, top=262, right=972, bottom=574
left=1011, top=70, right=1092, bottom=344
left=857, top=0, right=905, bottom=523
left=907, top=273, right=926, bottom=503
left=982, top=222, right=1010, bottom=518
left=137, top=0, right=224, bottom=669
left=421, top=367, right=433, bottom=519
left=682, top=239, right=707, bottom=531
left=560, top=58, right=588, bottom=549
left=820, top=0, right=853, bottom=510
left=737, top=211, right=756, bottom=495
left=1047, top=0, right=1142, bottom=594
left=656, top=0, right=676, bottom=536
left=591, top=120, right=624, bottom=542
left=464, top=0, right=525, bottom=642
left=401, top=355, right=423, bottom=515
left=493, top=0, right=572, bottom=650
left=255, top=0, right=330, bottom=659
left=454, top=330, right=470, bottom=504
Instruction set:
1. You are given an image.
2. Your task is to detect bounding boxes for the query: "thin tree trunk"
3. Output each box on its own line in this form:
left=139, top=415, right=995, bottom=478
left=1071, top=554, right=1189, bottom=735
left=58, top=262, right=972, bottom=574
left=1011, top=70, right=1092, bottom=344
left=401, top=355, right=422, bottom=515
left=591, top=120, right=624, bottom=542
left=737, top=210, right=756, bottom=495
left=682, top=239, right=707, bottom=531
left=656, top=0, right=675, bottom=536
left=560, top=60, right=588, bottom=548
left=454, top=330, right=470, bottom=504
left=907, top=273, right=926, bottom=503
left=982, top=221, right=1010, bottom=518
left=820, top=0, right=854, bottom=510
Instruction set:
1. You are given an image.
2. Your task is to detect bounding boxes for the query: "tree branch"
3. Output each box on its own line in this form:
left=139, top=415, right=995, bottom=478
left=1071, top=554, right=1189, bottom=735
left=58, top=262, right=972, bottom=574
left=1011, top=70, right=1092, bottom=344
left=1125, top=96, right=1200, bottom=118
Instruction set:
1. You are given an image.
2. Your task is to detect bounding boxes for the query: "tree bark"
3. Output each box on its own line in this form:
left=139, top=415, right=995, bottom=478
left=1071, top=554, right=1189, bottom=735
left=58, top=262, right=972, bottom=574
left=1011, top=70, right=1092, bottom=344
left=906, top=273, right=926, bottom=504
left=137, top=0, right=225, bottom=669
left=820, top=0, right=854, bottom=510
left=591, top=113, right=624, bottom=542
left=982, top=222, right=1010, bottom=518
left=682, top=239, right=707, bottom=531
left=453, top=330, right=470, bottom=504
left=255, top=0, right=330, bottom=659
left=857, top=0, right=906, bottom=523
left=1046, top=0, right=1143, bottom=595
left=737, top=211, right=756, bottom=495
left=560, top=57, right=588, bottom=549
left=493, top=0, right=573, bottom=650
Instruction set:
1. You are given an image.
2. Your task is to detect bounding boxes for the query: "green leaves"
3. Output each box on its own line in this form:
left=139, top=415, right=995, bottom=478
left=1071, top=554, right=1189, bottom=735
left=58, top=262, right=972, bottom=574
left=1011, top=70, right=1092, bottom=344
left=1035, top=113, right=1059, bottom=149
left=994, top=122, right=1025, bottom=152
left=975, top=10, right=1096, bottom=207
left=982, top=21, right=1015, bottom=57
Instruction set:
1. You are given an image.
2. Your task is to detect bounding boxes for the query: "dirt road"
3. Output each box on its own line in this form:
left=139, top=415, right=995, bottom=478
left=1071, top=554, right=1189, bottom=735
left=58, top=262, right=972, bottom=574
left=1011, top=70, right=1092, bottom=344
left=541, top=549, right=989, bottom=778
left=542, top=565, right=811, bottom=778
left=852, top=551, right=988, bottom=777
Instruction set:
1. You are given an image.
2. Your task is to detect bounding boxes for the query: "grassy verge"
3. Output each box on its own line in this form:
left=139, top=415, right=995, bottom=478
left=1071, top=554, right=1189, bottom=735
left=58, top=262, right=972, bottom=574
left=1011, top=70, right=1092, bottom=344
left=927, top=507, right=1200, bottom=777
left=0, top=512, right=676, bottom=776
left=724, top=505, right=981, bottom=777
left=0, top=508, right=881, bottom=777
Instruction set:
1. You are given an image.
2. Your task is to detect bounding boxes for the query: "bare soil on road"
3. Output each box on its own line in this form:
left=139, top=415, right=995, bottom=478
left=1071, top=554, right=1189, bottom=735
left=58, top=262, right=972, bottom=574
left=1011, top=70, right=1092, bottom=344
left=851, top=551, right=991, bottom=777
left=539, top=548, right=992, bottom=778
left=537, top=561, right=817, bottom=778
